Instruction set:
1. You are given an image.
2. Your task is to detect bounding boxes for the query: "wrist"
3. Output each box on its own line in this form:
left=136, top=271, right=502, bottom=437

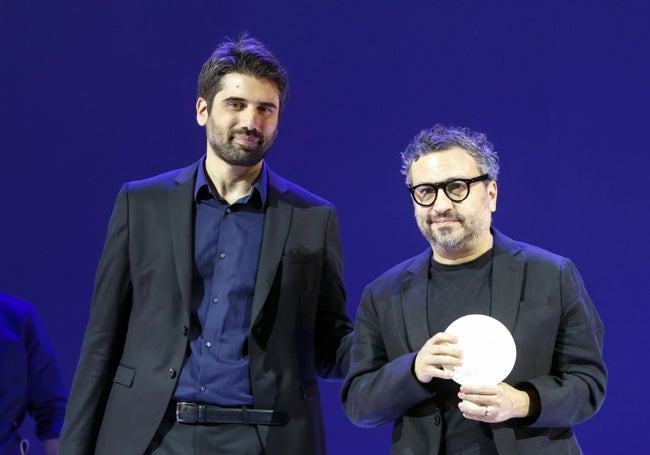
left=515, top=387, right=540, bottom=418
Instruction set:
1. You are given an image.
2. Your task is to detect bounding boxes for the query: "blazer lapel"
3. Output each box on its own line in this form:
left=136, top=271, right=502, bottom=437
left=489, top=230, right=524, bottom=455
left=251, top=169, right=292, bottom=325
left=490, top=229, right=525, bottom=337
left=401, top=249, right=433, bottom=351
left=169, top=162, right=198, bottom=317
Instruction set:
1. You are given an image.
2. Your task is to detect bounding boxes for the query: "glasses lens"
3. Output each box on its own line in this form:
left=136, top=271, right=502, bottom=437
left=413, top=185, right=437, bottom=205
left=445, top=180, right=469, bottom=201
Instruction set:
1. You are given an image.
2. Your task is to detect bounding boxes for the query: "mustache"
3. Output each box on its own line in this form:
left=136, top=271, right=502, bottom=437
left=229, top=128, right=264, bottom=144
left=428, top=210, right=464, bottom=223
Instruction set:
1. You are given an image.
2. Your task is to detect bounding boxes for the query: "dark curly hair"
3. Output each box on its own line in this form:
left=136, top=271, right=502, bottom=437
left=401, top=124, right=500, bottom=185
left=197, top=33, right=289, bottom=115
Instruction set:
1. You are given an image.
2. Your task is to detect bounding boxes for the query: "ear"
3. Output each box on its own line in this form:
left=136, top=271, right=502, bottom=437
left=196, top=98, right=209, bottom=126
left=488, top=180, right=498, bottom=212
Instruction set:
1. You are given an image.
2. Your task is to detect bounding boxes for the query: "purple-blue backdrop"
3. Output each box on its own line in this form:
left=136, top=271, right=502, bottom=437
left=2, top=1, right=648, bottom=453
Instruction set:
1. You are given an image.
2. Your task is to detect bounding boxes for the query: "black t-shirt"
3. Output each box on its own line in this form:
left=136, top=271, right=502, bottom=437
left=427, top=249, right=498, bottom=455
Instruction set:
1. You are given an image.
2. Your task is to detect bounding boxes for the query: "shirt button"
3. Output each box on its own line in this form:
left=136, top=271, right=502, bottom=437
left=219, top=252, right=226, bottom=258
left=212, top=297, right=219, bottom=303
left=205, top=341, right=212, bottom=348
left=200, top=385, right=206, bottom=392
left=226, top=208, right=232, bottom=214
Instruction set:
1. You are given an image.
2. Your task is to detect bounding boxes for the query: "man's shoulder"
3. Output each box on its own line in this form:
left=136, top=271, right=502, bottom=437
left=494, top=229, right=570, bottom=268
left=126, top=162, right=197, bottom=191
left=0, top=291, right=37, bottom=323
left=367, top=249, right=431, bottom=288
left=267, top=167, right=334, bottom=209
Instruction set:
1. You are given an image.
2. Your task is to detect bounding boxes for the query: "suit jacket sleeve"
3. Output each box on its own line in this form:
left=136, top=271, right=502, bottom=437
left=59, top=184, right=133, bottom=453
left=520, top=258, right=606, bottom=427
left=314, top=207, right=353, bottom=379
left=341, top=284, right=433, bottom=427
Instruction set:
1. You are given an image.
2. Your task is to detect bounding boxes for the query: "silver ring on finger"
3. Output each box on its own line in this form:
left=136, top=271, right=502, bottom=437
left=484, top=406, right=491, bottom=417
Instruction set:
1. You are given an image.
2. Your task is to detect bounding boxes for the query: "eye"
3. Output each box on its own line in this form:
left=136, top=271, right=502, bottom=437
left=257, top=105, right=276, bottom=115
left=415, top=185, right=436, bottom=198
left=446, top=180, right=467, bottom=195
left=225, top=101, right=245, bottom=110
left=445, top=181, right=470, bottom=201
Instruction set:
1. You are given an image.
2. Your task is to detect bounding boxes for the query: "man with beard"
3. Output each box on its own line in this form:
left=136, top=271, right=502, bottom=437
left=59, top=35, right=352, bottom=455
left=341, top=124, right=606, bottom=454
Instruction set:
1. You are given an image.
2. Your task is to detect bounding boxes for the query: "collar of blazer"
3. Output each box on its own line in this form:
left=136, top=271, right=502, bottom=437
left=400, top=228, right=525, bottom=351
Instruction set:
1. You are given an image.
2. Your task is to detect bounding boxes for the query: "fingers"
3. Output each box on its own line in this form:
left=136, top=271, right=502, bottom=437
left=458, top=384, right=498, bottom=399
left=414, top=353, right=454, bottom=383
left=457, top=385, right=497, bottom=417
left=414, top=333, right=463, bottom=383
left=458, top=383, right=498, bottom=421
left=429, top=332, right=460, bottom=348
left=460, top=383, right=533, bottom=420
left=458, top=399, right=496, bottom=422
left=425, top=333, right=463, bottom=360
left=458, top=382, right=523, bottom=422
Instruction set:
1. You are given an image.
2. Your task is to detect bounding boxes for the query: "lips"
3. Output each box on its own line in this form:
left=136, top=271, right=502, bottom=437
left=232, top=133, right=260, bottom=145
left=432, top=218, right=459, bottom=224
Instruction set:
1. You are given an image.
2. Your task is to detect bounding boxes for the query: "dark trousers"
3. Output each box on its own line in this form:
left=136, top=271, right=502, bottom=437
left=145, top=417, right=265, bottom=455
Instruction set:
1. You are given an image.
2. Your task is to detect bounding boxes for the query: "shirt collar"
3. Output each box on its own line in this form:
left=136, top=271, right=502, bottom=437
left=194, top=156, right=268, bottom=206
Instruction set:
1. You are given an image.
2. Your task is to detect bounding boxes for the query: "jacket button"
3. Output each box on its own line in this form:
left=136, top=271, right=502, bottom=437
left=433, top=415, right=441, bottom=425
left=183, top=326, right=188, bottom=336
left=168, top=368, right=177, bottom=379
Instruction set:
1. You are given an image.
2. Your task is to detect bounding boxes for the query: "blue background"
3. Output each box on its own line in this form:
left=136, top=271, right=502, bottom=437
left=2, top=1, right=648, bottom=453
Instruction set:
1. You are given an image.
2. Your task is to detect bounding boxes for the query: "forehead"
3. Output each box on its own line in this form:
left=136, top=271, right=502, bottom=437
left=410, top=146, right=480, bottom=183
left=215, top=73, right=280, bottom=104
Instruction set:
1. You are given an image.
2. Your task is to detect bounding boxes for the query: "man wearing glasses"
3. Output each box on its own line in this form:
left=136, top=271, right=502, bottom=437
left=341, top=124, right=606, bottom=454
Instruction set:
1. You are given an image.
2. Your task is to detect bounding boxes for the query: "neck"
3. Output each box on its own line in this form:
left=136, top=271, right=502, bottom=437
left=431, top=234, right=494, bottom=265
left=204, top=153, right=263, bottom=205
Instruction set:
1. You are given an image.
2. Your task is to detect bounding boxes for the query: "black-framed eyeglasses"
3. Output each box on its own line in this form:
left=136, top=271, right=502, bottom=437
left=408, top=174, right=490, bottom=207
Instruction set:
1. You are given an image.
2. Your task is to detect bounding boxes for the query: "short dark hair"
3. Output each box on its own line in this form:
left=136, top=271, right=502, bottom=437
left=198, top=33, right=289, bottom=114
left=401, top=124, right=500, bottom=185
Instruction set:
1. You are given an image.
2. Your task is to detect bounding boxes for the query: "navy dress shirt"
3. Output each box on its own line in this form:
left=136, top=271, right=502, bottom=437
left=173, top=158, right=267, bottom=406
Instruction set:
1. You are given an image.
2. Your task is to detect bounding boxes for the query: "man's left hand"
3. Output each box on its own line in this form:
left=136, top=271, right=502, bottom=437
left=457, top=382, right=531, bottom=422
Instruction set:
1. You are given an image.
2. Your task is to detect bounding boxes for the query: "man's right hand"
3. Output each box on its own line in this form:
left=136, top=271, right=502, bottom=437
left=414, top=332, right=463, bottom=383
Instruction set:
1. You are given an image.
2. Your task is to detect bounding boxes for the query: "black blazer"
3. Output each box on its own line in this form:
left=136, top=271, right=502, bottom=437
left=59, top=160, right=352, bottom=455
left=342, top=229, right=606, bottom=454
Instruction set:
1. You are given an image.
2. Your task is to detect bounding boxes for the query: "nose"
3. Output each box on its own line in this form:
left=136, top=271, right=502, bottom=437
left=240, top=107, right=261, bottom=131
left=431, top=189, right=455, bottom=214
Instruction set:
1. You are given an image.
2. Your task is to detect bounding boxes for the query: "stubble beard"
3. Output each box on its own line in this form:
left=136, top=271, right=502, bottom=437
left=207, top=122, right=275, bottom=167
left=417, top=208, right=492, bottom=254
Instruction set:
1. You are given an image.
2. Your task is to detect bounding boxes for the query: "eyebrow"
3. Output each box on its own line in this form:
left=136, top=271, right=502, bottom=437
left=417, top=176, right=471, bottom=185
left=222, top=96, right=278, bottom=110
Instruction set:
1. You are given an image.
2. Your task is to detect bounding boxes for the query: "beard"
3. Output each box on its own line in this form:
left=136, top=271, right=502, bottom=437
left=206, top=120, right=276, bottom=167
left=416, top=207, right=492, bottom=253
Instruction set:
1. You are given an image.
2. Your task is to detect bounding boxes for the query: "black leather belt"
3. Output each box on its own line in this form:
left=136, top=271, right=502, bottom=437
left=166, top=402, right=289, bottom=426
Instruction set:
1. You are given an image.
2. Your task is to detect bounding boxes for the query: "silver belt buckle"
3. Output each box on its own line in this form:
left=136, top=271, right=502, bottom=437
left=175, top=401, right=195, bottom=423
